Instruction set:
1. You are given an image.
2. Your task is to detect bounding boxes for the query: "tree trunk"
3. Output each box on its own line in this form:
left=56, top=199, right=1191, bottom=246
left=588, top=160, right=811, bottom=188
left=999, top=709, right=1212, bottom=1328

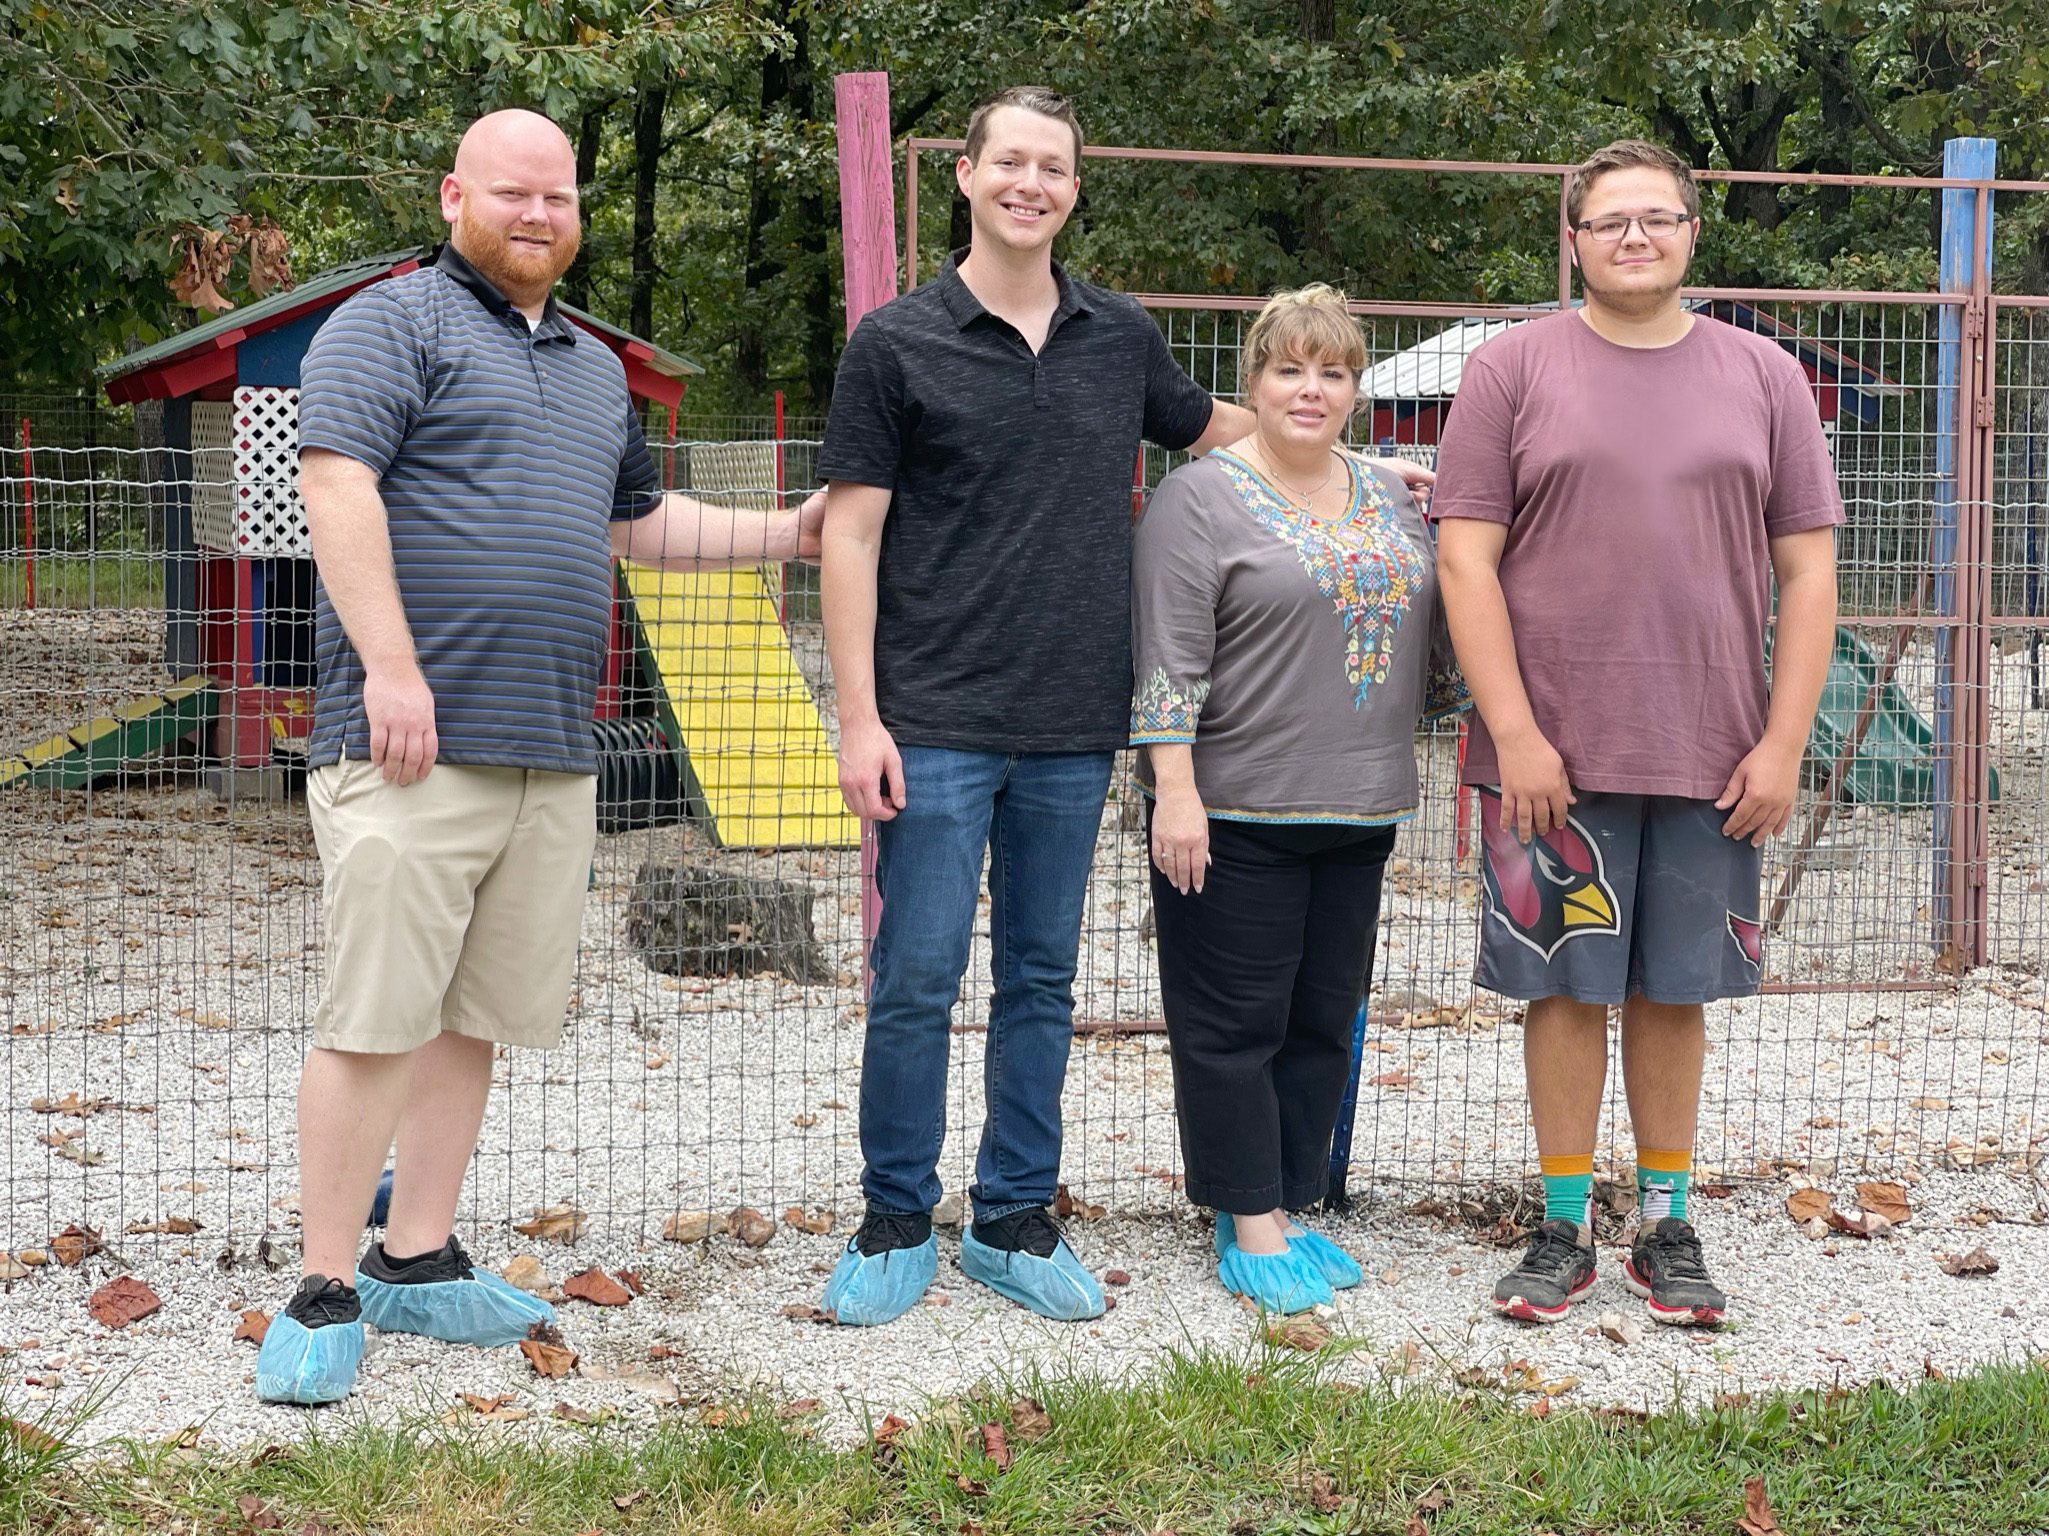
left=629, top=82, right=668, bottom=344
left=561, top=103, right=608, bottom=311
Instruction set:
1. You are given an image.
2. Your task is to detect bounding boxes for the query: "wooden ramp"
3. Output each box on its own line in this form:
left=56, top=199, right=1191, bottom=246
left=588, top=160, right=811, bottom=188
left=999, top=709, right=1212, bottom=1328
left=0, top=676, right=217, bottom=791
left=620, top=442, right=856, bottom=849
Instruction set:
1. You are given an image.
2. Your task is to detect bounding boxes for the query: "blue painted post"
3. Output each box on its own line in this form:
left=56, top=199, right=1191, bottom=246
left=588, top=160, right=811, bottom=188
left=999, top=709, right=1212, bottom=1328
left=1325, top=997, right=1370, bottom=1209
left=1932, top=136, right=1995, bottom=952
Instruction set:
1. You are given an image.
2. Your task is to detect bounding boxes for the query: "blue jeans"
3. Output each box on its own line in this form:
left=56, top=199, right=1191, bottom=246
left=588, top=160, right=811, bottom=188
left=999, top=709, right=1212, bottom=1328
left=860, top=747, right=1114, bottom=1224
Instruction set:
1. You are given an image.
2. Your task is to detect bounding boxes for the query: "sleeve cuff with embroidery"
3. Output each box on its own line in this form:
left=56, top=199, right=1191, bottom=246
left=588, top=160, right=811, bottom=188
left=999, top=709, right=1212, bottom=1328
left=1129, top=667, right=1209, bottom=744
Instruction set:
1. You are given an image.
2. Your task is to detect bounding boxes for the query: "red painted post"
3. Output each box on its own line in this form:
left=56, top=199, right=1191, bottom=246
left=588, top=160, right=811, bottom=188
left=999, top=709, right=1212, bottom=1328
left=835, top=70, right=900, bottom=997
left=1454, top=720, right=1472, bottom=865
left=18, top=417, right=34, bottom=611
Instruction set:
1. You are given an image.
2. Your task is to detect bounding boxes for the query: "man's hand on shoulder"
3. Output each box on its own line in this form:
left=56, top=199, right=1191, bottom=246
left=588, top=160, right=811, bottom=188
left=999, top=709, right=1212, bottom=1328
left=364, top=662, right=438, bottom=785
left=1352, top=450, right=1434, bottom=504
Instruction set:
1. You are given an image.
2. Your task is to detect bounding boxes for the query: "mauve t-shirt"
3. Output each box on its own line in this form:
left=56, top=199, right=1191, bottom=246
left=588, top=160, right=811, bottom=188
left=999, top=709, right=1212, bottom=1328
left=1431, top=309, right=1845, bottom=799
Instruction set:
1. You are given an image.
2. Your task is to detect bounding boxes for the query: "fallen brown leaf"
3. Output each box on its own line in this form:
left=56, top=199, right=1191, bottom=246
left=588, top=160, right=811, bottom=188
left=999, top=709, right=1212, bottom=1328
left=48, top=1225, right=103, bottom=1267
left=1785, top=1188, right=1833, bottom=1223
left=1856, top=1181, right=1912, bottom=1225
left=501, top=1255, right=550, bottom=1293
left=661, top=1210, right=722, bottom=1244
left=1308, top=1470, right=1342, bottom=1511
left=1367, top=1070, right=1419, bottom=1088
left=1, top=1418, right=63, bottom=1453
left=233, top=1310, right=270, bottom=1345
left=236, top=1494, right=282, bottom=1529
left=520, top=1339, right=578, bottom=1378
left=1268, top=1316, right=1332, bottom=1352
left=1052, top=1184, right=1105, bottom=1221
left=1936, top=1247, right=2000, bottom=1276
left=872, top=1412, right=911, bottom=1447
left=88, top=1276, right=161, bottom=1329
left=954, top=1473, right=989, bottom=1497
left=552, top=1402, right=616, bottom=1426
left=981, top=1420, right=1012, bottom=1471
left=728, top=1206, right=776, bottom=1247
left=998, top=1398, right=1048, bottom=1445
left=562, top=1268, right=632, bottom=1307
left=1737, top=1475, right=1783, bottom=1536
left=782, top=1206, right=834, bottom=1235
left=125, top=1217, right=202, bottom=1236
left=512, top=1204, right=586, bottom=1244
left=779, top=1397, right=822, bottom=1419
left=613, top=1268, right=645, bottom=1296
left=780, top=1303, right=832, bottom=1323
left=612, top=1489, right=648, bottom=1511
left=1104, top=1269, right=1131, bottom=1286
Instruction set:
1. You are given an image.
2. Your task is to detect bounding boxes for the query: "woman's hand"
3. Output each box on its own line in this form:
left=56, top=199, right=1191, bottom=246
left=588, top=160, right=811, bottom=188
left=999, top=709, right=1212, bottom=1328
left=1151, top=786, right=1210, bottom=895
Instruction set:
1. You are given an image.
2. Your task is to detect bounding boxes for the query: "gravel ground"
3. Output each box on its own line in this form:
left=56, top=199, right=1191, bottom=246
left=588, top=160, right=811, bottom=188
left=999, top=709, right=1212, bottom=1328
left=3, top=608, right=2047, bottom=1448
left=1, top=1173, right=2044, bottom=1450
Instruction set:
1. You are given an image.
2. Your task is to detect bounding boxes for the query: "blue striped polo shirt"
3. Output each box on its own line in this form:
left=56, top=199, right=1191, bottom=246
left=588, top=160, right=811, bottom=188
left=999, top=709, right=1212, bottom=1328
left=297, top=244, right=661, bottom=774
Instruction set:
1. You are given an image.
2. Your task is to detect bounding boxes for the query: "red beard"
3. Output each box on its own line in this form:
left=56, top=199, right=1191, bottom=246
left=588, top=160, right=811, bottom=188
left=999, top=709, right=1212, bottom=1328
left=453, top=203, right=580, bottom=308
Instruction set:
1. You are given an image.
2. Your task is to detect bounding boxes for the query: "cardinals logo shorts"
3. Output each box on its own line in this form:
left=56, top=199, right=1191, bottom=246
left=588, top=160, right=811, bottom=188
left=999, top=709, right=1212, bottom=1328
left=1471, top=788, right=1764, bottom=1005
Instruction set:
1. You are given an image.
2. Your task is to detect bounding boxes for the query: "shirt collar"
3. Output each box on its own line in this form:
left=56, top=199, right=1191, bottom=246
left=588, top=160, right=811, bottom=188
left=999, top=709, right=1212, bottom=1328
left=432, top=242, right=575, bottom=342
left=934, top=246, right=1094, bottom=333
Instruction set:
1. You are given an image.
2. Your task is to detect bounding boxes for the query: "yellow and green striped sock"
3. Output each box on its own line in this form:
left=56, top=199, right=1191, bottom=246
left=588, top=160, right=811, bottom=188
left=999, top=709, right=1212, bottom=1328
left=1637, top=1147, right=1692, bottom=1223
left=1538, top=1152, right=1595, bottom=1232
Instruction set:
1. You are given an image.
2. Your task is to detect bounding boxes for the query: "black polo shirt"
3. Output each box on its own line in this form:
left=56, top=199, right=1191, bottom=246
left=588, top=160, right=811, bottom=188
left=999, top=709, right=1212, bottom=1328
left=819, top=250, right=1214, bottom=753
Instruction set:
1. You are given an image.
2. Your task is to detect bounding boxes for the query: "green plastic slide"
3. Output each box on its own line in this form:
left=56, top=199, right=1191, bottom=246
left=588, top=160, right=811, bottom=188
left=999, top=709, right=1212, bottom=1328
left=1801, top=626, right=2000, bottom=809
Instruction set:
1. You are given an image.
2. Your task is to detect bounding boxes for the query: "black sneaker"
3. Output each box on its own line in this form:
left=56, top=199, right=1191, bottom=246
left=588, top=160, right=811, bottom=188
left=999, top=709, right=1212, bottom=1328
left=284, top=1273, right=362, bottom=1328
left=358, top=1234, right=476, bottom=1285
left=968, top=1207, right=1063, bottom=1259
left=1490, top=1218, right=1597, bottom=1323
left=1622, top=1217, right=1727, bottom=1326
left=851, top=1209, right=934, bottom=1256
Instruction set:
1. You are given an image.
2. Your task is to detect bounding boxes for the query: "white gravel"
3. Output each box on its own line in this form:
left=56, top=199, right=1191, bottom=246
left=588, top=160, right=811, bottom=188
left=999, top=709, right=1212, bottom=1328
left=1, top=1173, right=2044, bottom=1450
left=3, top=609, right=2048, bottom=1448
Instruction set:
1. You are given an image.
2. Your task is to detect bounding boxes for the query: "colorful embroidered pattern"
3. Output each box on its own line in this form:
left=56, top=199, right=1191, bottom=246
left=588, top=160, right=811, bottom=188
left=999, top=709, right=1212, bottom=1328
left=1131, top=666, right=1210, bottom=742
left=1216, top=452, right=1425, bottom=709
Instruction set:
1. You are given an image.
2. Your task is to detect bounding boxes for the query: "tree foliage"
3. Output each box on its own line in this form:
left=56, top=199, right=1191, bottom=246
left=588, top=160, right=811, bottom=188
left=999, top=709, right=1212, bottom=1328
left=3, top=0, right=2046, bottom=410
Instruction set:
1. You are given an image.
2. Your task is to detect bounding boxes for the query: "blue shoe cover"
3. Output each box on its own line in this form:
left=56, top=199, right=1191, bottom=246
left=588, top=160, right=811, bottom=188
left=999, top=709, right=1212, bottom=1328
left=254, top=1314, right=365, bottom=1405
left=959, top=1228, right=1105, bottom=1321
left=820, top=1234, right=937, bottom=1326
left=354, top=1267, right=555, bottom=1346
left=1216, top=1212, right=1362, bottom=1289
left=1285, top=1225, right=1364, bottom=1290
left=1218, top=1245, right=1334, bottom=1314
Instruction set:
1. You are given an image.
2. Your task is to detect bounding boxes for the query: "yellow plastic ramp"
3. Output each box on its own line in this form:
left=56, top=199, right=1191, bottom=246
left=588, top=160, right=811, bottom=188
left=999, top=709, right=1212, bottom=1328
left=0, top=676, right=217, bottom=791
left=621, top=442, right=857, bottom=849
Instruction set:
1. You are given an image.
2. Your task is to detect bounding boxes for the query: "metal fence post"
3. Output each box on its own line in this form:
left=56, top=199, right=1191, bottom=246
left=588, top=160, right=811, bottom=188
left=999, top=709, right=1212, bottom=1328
left=1933, top=136, right=1996, bottom=960
left=834, top=71, right=901, bottom=999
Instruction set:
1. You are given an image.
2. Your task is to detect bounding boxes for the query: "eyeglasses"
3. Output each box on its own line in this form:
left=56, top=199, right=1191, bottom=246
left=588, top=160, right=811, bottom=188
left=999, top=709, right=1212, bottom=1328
left=1574, top=211, right=1692, bottom=243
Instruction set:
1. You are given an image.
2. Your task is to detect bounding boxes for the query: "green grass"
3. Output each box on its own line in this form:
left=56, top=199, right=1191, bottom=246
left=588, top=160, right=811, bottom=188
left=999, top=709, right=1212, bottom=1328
left=0, top=556, right=163, bottom=610
left=5, top=1348, right=2048, bottom=1534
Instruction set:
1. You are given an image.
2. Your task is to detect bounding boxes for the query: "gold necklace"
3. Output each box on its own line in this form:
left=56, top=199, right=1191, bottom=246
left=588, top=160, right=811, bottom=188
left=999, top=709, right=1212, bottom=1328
left=1247, top=442, right=1339, bottom=511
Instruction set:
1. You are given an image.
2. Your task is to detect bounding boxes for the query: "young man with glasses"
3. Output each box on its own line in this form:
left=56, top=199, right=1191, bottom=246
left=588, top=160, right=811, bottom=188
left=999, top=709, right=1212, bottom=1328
left=1433, top=139, right=1842, bottom=1327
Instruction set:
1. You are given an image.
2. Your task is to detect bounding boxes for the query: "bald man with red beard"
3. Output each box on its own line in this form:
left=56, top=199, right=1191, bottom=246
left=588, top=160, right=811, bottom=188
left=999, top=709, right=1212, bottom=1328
left=255, top=110, right=824, bottom=1405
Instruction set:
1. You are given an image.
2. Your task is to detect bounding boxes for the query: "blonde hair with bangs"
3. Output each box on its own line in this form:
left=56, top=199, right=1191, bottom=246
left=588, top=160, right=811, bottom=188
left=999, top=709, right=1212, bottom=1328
left=1242, top=284, right=1367, bottom=389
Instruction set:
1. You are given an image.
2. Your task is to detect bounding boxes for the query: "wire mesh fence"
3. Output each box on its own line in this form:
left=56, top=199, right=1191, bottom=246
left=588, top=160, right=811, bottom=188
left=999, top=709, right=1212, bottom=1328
left=3, top=284, right=2047, bottom=1260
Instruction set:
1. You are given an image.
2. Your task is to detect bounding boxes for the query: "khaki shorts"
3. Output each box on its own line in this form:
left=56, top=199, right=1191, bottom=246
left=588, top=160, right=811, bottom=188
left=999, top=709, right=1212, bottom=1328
left=307, top=759, right=598, bottom=1053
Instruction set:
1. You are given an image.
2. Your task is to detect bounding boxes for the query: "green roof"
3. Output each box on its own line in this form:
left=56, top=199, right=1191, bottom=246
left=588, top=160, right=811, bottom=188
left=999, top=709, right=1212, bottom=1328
left=99, top=247, right=701, bottom=384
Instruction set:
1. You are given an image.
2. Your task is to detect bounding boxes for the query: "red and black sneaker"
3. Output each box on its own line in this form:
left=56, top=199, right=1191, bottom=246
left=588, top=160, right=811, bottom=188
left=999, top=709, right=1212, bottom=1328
left=1622, top=1217, right=1727, bottom=1327
left=1490, top=1218, right=1597, bottom=1324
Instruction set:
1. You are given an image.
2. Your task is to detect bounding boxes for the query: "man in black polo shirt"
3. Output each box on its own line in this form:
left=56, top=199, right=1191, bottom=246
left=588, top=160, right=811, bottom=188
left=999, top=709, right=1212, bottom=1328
left=816, top=86, right=1431, bottom=1325
left=255, top=109, right=822, bottom=1405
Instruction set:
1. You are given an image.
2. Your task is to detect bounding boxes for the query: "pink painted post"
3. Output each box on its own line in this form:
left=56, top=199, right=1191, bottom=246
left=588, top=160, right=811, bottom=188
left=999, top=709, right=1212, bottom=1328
left=834, top=70, right=900, bottom=997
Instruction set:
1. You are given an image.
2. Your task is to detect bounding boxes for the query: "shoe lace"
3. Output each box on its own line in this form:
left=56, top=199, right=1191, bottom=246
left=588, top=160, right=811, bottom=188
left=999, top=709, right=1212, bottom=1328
left=854, top=1211, right=930, bottom=1256
left=439, top=1234, right=477, bottom=1280
left=1645, top=1222, right=1710, bottom=1282
left=1518, top=1222, right=1586, bottom=1277
left=288, top=1275, right=360, bottom=1328
left=996, top=1208, right=1063, bottom=1259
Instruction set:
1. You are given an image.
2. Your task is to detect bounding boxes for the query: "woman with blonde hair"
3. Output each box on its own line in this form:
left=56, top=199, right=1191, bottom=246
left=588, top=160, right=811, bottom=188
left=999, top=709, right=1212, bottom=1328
left=1131, top=284, right=1463, bottom=1312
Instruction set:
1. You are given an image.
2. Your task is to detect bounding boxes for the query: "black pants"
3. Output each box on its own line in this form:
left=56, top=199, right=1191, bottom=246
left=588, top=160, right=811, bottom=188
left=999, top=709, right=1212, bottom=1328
left=1149, top=811, right=1396, bottom=1213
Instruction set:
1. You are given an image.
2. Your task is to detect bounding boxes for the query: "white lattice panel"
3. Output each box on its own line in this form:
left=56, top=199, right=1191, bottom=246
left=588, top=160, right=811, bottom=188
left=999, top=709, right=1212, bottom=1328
left=229, top=386, right=310, bottom=556
left=189, top=401, right=238, bottom=552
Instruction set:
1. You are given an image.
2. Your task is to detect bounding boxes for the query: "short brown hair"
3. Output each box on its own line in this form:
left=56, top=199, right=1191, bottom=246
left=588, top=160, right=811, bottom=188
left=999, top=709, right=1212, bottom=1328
left=1566, top=139, right=1699, bottom=227
left=1242, top=284, right=1368, bottom=387
left=964, top=87, right=1083, bottom=169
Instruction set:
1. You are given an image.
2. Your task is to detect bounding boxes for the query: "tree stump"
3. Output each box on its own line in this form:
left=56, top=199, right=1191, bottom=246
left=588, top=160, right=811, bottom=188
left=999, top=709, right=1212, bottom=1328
left=626, top=862, right=833, bottom=984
